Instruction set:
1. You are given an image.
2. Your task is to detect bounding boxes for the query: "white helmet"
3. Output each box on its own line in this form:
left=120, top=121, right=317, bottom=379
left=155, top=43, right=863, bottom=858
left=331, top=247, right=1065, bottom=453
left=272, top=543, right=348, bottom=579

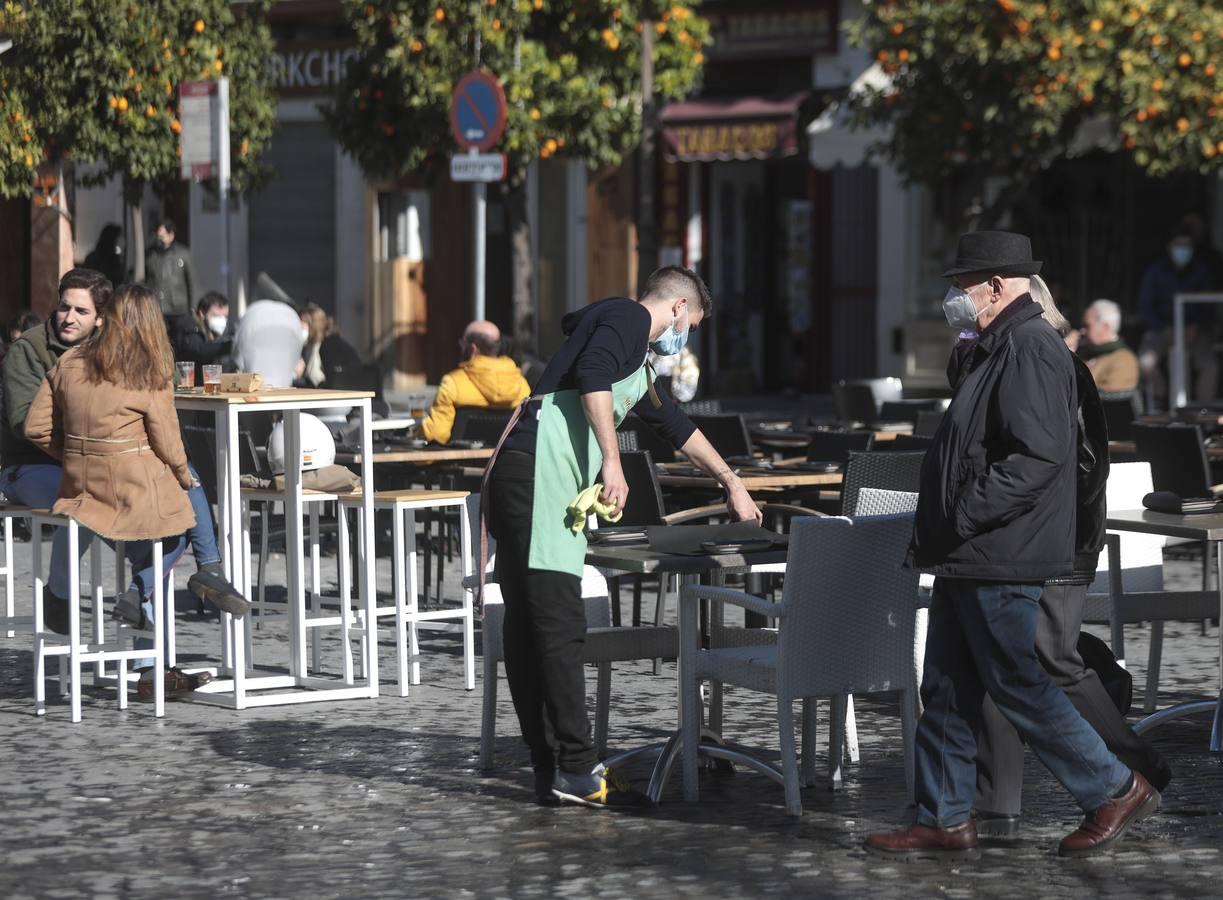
left=267, top=413, right=337, bottom=475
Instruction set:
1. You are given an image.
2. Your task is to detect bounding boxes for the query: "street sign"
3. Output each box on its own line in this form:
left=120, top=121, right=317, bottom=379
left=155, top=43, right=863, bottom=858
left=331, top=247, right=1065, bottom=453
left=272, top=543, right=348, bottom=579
left=449, top=70, right=507, bottom=151
left=179, top=79, right=229, bottom=183
left=450, top=153, right=506, bottom=183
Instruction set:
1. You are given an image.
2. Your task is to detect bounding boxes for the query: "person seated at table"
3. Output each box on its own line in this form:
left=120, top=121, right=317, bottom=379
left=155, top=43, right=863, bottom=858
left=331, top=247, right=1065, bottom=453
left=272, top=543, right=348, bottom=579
left=419, top=320, right=530, bottom=444
left=25, top=283, right=211, bottom=700
left=296, top=302, right=361, bottom=389
left=170, top=290, right=233, bottom=372
left=1069, top=299, right=1139, bottom=393
left=486, top=266, right=761, bottom=808
left=1, top=269, right=249, bottom=642
left=233, top=297, right=304, bottom=388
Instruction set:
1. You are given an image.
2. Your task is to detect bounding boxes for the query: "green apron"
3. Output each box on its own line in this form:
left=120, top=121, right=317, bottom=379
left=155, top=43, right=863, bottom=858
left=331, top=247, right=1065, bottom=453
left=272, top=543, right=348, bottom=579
left=528, top=361, right=652, bottom=575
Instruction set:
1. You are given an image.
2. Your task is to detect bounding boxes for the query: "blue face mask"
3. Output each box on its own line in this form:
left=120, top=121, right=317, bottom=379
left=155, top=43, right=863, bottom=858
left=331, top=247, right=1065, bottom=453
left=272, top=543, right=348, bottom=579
left=1170, top=244, right=1194, bottom=268
left=650, top=307, right=690, bottom=356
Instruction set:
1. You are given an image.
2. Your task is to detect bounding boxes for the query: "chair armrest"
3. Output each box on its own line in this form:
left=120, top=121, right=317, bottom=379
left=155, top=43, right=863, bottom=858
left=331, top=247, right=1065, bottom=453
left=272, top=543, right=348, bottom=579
left=771, top=456, right=808, bottom=467
left=680, top=584, right=784, bottom=619
left=663, top=500, right=765, bottom=525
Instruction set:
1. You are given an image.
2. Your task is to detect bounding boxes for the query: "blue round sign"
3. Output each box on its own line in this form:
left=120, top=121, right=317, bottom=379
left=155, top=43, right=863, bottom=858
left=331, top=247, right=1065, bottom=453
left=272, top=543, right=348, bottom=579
left=450, top=71, right=507, bottom=152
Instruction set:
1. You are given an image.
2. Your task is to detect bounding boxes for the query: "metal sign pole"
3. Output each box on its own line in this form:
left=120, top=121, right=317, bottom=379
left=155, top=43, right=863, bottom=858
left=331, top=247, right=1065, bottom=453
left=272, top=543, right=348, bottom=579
left=217, top=78, right=232, bottom=307
left=472, top=148, right=486, bottom=322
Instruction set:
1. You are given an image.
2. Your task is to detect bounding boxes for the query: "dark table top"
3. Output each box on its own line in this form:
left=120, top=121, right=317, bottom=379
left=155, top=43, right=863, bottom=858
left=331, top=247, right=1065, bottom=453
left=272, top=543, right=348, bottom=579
left=585, top=543, right=789, bottom=576
left=1106, top=508, right=1223, bottom=541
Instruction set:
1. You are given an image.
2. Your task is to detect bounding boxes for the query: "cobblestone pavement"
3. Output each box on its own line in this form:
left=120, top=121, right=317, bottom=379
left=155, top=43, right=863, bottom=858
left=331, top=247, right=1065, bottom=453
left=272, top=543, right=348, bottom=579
left=0, top=534, right=1221, bottom=900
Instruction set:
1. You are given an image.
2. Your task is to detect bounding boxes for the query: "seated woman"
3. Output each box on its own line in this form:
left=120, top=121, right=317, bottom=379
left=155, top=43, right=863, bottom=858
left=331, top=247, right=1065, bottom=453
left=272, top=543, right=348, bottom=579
left=26, top=284, right=210, bottom=700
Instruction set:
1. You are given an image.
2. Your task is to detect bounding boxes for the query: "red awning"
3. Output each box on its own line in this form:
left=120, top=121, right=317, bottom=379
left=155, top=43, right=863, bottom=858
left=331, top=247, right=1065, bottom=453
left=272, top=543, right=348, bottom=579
left=661, top=93, right=807, bottom=163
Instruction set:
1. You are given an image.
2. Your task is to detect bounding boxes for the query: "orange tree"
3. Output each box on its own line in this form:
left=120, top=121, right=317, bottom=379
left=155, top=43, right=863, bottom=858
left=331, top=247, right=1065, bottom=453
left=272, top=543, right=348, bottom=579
left=0, top=0, right=276, bottom=276
left=847, top=0, right=1223, bottom=228
left=326, top=0, right=708, bottom=341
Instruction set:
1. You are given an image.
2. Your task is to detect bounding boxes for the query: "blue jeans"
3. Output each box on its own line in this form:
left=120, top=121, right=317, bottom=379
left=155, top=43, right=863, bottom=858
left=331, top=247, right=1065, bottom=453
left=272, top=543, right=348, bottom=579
left=914, top=578, right=1131, bottom=827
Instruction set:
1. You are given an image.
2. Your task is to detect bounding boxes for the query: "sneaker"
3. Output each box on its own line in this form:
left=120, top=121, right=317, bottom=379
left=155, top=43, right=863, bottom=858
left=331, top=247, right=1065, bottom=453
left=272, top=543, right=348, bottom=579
left=188, top=563, right=251, bottom=618
left=110, top=588, right=148, bottom=630
left=43, top=589, right=71, bottom=635
left=551, top=764, right=650, bottom=809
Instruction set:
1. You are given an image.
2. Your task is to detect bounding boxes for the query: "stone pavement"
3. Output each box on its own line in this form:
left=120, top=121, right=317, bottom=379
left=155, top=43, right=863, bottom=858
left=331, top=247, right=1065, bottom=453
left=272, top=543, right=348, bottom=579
left=0, top=534, right=1221, bottom=900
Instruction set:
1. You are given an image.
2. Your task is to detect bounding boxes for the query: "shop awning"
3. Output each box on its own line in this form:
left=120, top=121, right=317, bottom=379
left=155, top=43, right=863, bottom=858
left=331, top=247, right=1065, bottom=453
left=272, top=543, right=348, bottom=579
left=807, top=63, right=890, bottom=170
left=661, top=93, right=807, bottom=163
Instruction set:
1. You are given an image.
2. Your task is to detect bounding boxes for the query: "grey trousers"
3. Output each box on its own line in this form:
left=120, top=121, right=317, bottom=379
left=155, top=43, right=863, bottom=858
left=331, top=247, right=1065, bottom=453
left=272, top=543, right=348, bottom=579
left=974, top=582, right=1170, bottom=815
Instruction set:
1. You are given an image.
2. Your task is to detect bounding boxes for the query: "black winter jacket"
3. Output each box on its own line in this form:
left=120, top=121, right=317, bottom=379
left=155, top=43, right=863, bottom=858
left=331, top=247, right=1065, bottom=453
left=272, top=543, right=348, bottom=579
left=908, top=297, right=1078, bottom=581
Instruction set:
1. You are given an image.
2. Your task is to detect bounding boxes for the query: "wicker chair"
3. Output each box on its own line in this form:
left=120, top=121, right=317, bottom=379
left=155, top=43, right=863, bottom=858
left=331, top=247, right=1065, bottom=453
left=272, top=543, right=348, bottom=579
left=840, top=450, right=926, bottom=516
left=679, top=514, right=920, bottom=815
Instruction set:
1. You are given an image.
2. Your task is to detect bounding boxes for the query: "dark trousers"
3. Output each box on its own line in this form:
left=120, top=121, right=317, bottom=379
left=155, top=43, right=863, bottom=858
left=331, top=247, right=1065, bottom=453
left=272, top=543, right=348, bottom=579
left=975, top=581, right=1170, bottom=815
left=915, top=579, right=1130, bottom=828
left=487, top=450, right=598, bottom=775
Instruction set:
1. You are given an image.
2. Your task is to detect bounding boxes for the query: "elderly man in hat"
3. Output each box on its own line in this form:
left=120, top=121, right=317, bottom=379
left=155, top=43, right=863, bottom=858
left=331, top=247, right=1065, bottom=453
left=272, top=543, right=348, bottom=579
left=865, top=232, right=1159, bottom=861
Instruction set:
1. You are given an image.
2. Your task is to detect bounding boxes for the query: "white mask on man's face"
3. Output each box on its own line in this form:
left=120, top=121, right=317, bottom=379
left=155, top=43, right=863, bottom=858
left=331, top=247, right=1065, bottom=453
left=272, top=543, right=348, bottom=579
left=207, top=314, right=228, bottom=337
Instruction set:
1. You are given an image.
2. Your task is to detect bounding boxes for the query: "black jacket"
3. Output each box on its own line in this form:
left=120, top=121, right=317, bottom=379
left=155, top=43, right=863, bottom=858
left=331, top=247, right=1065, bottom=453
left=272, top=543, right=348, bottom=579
left=170, top=314, right=233, bottom=370
left=909, top=297, right=1078, bottom=581
left=146, top=241, right=196, bottom=316
left=1054, top=355, right=1109, bottom=584
left=1, top=319, right=71, bottom=467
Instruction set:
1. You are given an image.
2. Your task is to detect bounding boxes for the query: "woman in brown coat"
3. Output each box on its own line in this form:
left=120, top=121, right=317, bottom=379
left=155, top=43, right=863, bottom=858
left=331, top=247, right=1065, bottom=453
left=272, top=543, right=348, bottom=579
left=26, top=283, right=208, bottom=697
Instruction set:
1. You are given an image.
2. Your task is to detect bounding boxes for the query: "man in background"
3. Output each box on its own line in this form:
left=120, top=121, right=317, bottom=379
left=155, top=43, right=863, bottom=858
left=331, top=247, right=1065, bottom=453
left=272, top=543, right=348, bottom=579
left=145, top=218, right=196, bottom=317
left=419, top=320, right=530, bottom=444
left=1070, top=299, right=1139, bottom=392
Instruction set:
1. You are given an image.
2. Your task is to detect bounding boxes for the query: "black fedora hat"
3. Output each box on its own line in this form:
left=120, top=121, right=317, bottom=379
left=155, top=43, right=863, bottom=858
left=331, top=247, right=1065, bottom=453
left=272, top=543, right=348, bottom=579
left=942, top=230, right=1042, bottom=278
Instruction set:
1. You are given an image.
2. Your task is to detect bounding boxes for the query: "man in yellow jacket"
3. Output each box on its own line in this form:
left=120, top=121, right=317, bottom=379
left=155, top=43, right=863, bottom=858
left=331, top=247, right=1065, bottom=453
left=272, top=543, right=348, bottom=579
left=420, top=320, right=531, bottom=443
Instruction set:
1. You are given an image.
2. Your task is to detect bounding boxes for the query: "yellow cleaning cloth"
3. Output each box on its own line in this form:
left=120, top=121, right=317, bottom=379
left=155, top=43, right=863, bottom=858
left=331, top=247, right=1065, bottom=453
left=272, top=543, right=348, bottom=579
left=568, top=483, right=623, bottom=533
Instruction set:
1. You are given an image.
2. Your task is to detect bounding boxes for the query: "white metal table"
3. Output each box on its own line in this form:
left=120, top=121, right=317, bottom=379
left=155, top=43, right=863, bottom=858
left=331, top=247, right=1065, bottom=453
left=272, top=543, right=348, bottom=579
left=174, top=387, right=377, bottom=708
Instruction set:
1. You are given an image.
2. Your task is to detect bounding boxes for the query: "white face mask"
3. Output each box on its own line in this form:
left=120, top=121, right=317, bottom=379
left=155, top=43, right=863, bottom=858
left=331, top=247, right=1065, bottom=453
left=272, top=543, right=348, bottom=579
left=942, top=284, right=983, bottom=330
left=207, top=314, right=228, bottom=337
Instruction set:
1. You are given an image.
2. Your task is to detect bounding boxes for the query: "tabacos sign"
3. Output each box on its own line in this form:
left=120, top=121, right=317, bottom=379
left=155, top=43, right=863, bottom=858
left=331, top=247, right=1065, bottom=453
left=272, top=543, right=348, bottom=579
left=663, top=119, right=798, bottom=162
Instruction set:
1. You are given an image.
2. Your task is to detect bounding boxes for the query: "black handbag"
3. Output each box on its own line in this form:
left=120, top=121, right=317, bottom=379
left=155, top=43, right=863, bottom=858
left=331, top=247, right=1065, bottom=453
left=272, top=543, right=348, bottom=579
left=1076, top=631, right=1133, bottom=716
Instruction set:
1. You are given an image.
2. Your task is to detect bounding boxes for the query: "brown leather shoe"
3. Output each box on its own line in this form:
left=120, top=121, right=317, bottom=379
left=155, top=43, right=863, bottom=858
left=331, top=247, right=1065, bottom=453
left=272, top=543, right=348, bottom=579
left=1058, top=772, right=1160, bottom=858
left=864, top=821, right=981, bottom=862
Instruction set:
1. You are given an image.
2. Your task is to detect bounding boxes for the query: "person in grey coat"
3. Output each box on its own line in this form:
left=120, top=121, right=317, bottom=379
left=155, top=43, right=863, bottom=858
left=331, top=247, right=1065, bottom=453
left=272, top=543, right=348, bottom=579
left=145, top=217, right=196, bottom=317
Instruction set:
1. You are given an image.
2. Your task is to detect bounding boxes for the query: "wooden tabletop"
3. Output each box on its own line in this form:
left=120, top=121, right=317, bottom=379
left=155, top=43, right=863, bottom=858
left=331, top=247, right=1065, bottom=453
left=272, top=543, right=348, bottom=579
left=173, top=387, right=375, bottom=404
left=655, top=466, right=841, bottom=490
left=335, top=446, right=494, bottom=465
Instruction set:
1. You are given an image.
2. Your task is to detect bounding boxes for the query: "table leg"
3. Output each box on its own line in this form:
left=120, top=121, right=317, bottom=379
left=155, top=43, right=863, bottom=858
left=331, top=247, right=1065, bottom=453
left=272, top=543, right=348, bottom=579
left=221, top=406, right=247, bottom=707
left=358, top=399, right=378, bottom=697
left=284, top=409, right=306, bottom=679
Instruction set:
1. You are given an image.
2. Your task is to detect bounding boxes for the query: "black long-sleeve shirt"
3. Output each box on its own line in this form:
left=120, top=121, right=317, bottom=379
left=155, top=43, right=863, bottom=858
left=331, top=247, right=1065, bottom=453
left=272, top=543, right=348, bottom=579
left=504, top=298, right=695, bottom=454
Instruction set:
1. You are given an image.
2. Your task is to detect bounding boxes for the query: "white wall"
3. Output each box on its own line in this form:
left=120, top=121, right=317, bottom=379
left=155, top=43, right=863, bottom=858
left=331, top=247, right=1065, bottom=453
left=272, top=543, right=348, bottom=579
left=875, top=163, right=907, bottom=377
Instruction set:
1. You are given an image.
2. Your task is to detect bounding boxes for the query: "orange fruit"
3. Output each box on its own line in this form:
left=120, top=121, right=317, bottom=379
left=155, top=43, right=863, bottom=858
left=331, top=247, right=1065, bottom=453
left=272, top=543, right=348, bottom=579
left=1208, top=63, right=1218, bottom=76
left=410, top=39, right=423, bottom=53
left=108, top=96, right=118, bottom=109
left=1179, top=52, right=1192, bottom=67
left=534, top=0, right=544, bottom=8
left=145, top=104, right=156, bottom=117
left=1152, top=79, right=1164, bottom=91
left=1177, top=117, right=1190, bottom=132
left=529, top=108, right=541, bottom=120
left=170, top=119, right=181, bottom=133
left=194, top=19, right=205, bottom=33
left=898, top=48, right=910, bottom=61
left=117, top=97, right=129, bottom=112
left=877, top=50, right=890, bottom=63
left=1137, top=109, right=1148, bottom=122
left=435, top=7, right=445, bottom=21
left=891, top=23, right=904, bottom=35
left=492, top=18, right=501, bottom=30
left=1090, top=18, right=1103, bottom=32
left=1048, top=46, right=1061, bottom=61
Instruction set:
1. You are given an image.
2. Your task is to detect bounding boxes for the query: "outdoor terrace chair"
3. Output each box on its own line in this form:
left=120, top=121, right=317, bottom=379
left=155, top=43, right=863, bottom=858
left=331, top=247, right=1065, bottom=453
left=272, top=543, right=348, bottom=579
left=914, top=409, right=946, bottom=437
left=450, top=406, right=517, bottom=444
left=1100, top=391, right=1143, bottom=443
left=839, top=450, right=926, bottom=517
left=832, top=377, right=903, bottom=426
left=1132, top=422, right=1214, bottom=498
left=679, top=513, right=920, bottom=816
left=805, top=429, right=874, bottom=465
left=688, top=413, right=754, bottom=460
left=620, top=413, right=677, bottom=463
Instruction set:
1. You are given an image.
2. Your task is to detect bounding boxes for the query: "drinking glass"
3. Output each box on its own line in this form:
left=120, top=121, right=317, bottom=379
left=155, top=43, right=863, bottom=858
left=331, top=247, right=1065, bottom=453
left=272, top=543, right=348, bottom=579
left=174, top=361, right=196, bottom=390
left=202, top=364, right=222, bottom=394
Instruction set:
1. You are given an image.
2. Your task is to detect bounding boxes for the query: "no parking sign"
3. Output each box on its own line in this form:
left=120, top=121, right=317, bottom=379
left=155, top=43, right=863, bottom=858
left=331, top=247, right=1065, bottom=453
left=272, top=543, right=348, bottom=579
left=450, top=70, right=507, bottom=152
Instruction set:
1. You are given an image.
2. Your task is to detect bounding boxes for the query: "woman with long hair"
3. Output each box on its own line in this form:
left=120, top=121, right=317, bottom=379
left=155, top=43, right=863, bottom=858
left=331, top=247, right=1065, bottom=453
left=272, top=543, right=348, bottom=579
left=26, top=283, right=209, bottom=699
